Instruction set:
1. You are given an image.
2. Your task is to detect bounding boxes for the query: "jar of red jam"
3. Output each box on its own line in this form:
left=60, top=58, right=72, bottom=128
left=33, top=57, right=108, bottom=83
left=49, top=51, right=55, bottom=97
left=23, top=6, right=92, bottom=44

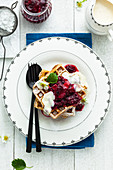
left=21, top=0, right=52, bottom=23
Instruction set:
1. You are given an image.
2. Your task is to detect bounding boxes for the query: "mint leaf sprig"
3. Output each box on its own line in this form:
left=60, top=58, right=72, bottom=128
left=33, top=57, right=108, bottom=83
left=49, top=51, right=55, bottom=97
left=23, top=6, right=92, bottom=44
left=12, top=159, right=33, bottom=170
left=46, top=73, right=58, bottom=84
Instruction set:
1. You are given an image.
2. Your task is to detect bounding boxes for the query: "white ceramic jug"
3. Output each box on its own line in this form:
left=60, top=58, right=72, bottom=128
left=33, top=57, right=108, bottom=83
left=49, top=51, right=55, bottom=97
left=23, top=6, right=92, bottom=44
left=85, top=0, right=113, bottom=40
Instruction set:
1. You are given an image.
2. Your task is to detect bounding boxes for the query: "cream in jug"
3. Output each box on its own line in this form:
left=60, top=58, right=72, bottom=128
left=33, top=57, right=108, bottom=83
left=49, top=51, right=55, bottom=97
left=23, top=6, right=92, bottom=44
left=85, top=0, right=113, bottom=40
left=93, top=0, right=113, bottom=25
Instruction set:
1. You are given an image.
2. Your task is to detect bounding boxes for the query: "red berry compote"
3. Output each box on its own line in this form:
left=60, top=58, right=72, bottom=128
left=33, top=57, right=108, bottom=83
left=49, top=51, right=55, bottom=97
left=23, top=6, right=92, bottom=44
left=21, top=0, right=52, bottom=23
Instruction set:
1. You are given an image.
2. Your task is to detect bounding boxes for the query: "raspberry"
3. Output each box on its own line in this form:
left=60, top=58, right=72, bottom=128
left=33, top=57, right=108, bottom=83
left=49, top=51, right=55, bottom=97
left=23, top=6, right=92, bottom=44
left=25, top=0, right=47, bottom=13
left=75, top=104, right=84, bottom=111
left=65, top=64, right=79, bottom=73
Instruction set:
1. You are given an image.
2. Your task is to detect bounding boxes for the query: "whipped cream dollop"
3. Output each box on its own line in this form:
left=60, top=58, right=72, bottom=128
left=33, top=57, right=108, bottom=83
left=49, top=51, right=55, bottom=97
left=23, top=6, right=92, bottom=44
left=62, top=72, right=79, bottom=84
left=62, top=72, right=88, bottom=92
left=35, top=79, right=49, bottom=90
left=42, top=91, right=55, bottom=114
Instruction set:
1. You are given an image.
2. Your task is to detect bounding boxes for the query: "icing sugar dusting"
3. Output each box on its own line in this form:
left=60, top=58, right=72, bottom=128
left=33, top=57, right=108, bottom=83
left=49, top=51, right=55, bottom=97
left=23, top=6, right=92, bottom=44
left=0, top=8, right=15, bottom=33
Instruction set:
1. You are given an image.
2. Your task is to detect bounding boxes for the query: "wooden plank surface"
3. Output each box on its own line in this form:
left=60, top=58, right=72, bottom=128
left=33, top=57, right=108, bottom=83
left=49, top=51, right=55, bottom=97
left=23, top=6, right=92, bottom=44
left=0, top=60, right=14, bottom=170
left=20, top=0, right=74, bottom=49
left=15, top=0, right=75, bottom=170
left=15, top=129, right=75, bottom=170
left=0, top=0, right=113, bottom=169
left=74, top=1, right=113, bottom=169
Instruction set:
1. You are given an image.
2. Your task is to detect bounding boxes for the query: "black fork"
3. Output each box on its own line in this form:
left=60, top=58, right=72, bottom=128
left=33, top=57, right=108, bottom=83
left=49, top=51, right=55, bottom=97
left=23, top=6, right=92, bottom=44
left=26, top=63, right=42, bottom=152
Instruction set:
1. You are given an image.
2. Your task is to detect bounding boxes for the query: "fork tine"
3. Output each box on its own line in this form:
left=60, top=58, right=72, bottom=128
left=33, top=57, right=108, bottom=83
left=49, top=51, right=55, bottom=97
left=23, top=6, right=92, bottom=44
left=27, top=64, right=30, bottom=83
left=36, top=65, right=39, bottom=80
left=28, top=63, right=30, bottom=68
left=32, top=63, right=35, bottom=82
left=33, top=64, right=35, bottom=81
left=34, top=64, right=37, bottom=81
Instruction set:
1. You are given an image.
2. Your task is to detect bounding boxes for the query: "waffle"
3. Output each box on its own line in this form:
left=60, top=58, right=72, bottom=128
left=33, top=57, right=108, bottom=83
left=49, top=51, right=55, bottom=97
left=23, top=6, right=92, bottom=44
left=34, top=98, right=75, bottom=119
left=33, top=64, right=68, bottom=106
left=40, top=64, right=68, bottom=80
left=33, top=64, right=87, bottom=119
left=39, top=69, right=49, bottom=79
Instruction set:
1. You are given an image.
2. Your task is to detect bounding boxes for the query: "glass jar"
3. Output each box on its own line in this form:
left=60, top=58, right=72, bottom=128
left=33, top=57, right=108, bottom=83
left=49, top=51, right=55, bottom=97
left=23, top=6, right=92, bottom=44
left=21, top=0, right=52, bottom=23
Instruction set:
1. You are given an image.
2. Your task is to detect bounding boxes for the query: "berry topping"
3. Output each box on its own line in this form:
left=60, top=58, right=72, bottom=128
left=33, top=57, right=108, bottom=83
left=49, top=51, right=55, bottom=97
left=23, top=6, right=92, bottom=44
left=75, top=104, right=84, bottom=111
left=24, top=0, right=47, bottom=13
left=49, top=76, right=82, bottom=110
left=65, top=64, right=79, bottom=73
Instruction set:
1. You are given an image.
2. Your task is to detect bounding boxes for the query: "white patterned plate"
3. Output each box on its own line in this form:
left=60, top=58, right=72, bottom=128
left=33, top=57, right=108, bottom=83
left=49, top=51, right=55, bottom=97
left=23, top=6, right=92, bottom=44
left=3, top=37, right=111, bottom=146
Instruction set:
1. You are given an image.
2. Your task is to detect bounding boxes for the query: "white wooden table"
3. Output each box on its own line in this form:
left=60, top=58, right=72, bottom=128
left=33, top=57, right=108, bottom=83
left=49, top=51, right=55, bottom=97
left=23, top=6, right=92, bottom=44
left=0, top=0, right=113, bottom=169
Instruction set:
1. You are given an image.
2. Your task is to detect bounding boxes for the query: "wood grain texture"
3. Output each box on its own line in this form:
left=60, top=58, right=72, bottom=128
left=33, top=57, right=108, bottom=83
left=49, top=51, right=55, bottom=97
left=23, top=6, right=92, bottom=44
left=75, top=0, right=89, bottom=32
left=15, top=0, right=75, bottom=170
left=1, top=0, right=113, bottom=169
left=74, top=1, right=113, bottom=170
left=15, top=129, right=75, bottom=170
left=20, top=0, right=74, bottom=49
left=0, top=60, right=14, bottom=170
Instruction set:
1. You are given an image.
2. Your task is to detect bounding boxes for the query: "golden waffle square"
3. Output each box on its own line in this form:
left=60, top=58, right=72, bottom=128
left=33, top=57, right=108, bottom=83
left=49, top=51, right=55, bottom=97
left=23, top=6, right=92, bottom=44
left=61, top=107, right=75, bottom=118
left=40, top=64, right=68, bottom=82
left=34, top=98, right=75, bottom=119
left=39, top=69, right=49, bottom=79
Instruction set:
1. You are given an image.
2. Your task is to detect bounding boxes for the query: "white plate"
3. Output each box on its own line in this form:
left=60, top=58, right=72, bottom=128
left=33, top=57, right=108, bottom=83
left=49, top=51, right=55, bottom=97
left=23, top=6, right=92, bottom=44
left=3, top=37, right=111, bottom=146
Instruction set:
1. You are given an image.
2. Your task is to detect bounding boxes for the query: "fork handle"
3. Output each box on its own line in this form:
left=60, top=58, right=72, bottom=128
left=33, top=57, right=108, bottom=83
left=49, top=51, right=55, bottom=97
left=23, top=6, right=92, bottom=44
left=26, top=93, right=35, bottom=153
left=35, top=108, right=42, bottom=152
